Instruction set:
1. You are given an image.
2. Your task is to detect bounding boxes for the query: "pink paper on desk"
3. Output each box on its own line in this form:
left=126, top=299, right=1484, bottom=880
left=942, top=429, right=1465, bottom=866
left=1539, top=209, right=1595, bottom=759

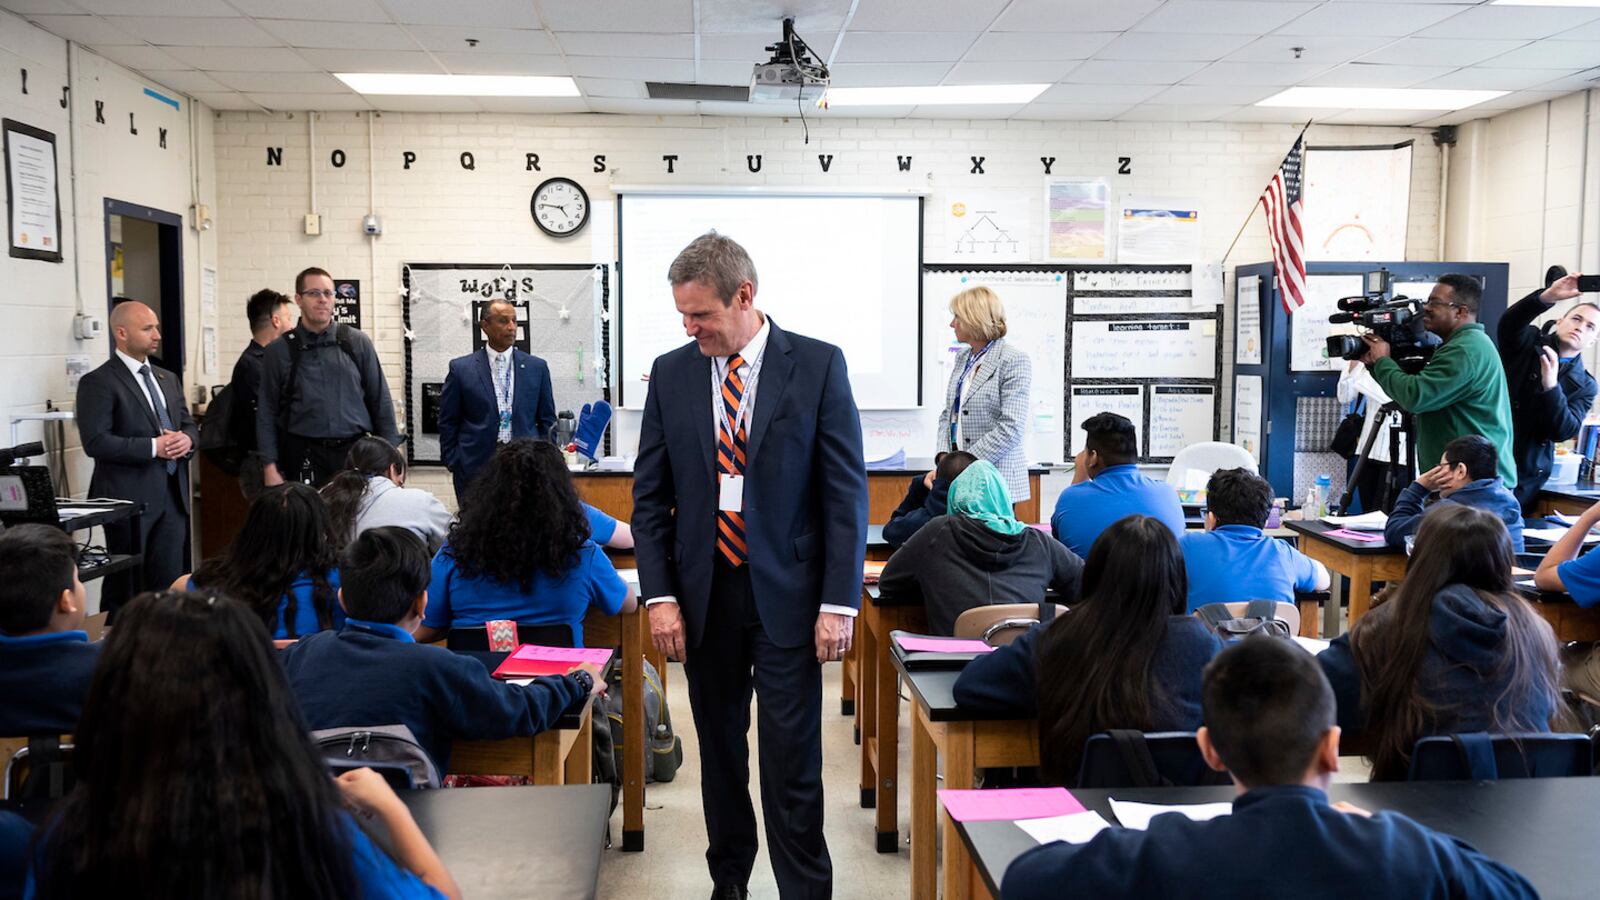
left=895, top=636, right=995, bottom=654
left=509, top=645, right=614, bottom=665
left=1324, top=528, right=1385, bottom=542
left=939, top=787, right=1086, bottom=822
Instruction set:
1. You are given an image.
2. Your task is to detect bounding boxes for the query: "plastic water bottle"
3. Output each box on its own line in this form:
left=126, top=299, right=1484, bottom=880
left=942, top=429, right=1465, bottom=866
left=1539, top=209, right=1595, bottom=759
left=1313, top=474, right=1332, bottom=518
left=1266, top=498, right=1284, bottom=529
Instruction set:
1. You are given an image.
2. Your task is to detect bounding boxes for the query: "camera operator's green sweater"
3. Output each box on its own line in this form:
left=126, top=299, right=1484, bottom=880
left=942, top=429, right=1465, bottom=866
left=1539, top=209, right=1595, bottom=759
left=1370, top=322, right=1516, bottom=488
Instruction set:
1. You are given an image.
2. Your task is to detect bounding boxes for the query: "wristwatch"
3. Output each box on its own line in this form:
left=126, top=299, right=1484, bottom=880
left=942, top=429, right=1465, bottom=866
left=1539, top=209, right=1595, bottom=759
left=571, top=669, right=595, bottom=695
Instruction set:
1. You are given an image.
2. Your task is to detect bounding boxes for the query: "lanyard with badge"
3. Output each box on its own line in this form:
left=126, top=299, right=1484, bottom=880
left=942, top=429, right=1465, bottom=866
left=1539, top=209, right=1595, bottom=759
left=948, top=343, right=992, bottom=450
left=494, top=352, right=513, bottom=433
left=715, top=344, right=766, bottom=513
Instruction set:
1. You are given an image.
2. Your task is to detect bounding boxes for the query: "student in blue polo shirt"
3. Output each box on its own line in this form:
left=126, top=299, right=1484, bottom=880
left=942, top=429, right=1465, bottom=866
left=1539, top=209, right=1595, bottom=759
left=1051, top=412, right=1184, bottom=557
left=0, top=525, right=98, bottom=737
left=1001, top=638, right=1537, bottom=900
left=415, top=439, right=635, bottom=646
left=1384, top=435, right=1524, bottom=552
left=1180, top=467, right=1328, bottom=612
left=280, top=527, right=602, bottom=772
left=584, top=501, right=633, bottom=549
left=1533, top=496, right=1600, bottom=700
left=180, top=482, right=343, bottom=640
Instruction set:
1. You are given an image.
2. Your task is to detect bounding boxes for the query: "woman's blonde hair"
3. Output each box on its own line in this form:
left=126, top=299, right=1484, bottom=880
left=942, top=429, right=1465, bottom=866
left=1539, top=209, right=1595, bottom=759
left=949, top=286, right=1007, bottom=342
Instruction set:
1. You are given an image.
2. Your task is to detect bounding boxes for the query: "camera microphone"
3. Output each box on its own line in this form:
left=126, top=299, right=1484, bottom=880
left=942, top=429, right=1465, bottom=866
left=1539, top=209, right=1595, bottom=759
left=1328, top=312, right=1358, bottom=324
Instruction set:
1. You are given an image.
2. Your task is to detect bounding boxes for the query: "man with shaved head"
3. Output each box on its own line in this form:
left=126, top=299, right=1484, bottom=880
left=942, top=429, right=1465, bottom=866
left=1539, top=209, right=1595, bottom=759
left=75, top=298, right=198, bottom=617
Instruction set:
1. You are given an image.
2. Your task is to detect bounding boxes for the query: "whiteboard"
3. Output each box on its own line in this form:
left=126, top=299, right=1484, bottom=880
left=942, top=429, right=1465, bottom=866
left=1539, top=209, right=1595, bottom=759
left=1149, top=385, right=1216, bottom=458
left=1233, top=374, right=1263, bottom=463
left=1291, top=274, right=1364, bottom=372
left=1071, top=320, right=1216, bottom=380
left=1073, top=295, right=1192, bottom=315
left=617, top=192, right=921, bottom=409
left=1069, top=385, right=1143, bottom=455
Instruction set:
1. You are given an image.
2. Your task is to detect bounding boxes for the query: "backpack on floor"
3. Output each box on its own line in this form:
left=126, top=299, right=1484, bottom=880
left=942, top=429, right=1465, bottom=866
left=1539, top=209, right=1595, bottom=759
left=597, top=657, right=684, bottom=786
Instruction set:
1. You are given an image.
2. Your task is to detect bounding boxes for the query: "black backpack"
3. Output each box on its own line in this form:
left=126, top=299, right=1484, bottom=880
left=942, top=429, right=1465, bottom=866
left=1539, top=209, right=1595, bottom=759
left=197, top=382, right=246, bottom=475
left=1194, top=600, right=1293, bottom=642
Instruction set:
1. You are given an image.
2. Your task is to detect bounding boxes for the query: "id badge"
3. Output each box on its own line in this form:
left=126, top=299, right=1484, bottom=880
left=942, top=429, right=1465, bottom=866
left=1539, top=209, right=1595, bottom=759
left=719, top=474, right=744, bottom=512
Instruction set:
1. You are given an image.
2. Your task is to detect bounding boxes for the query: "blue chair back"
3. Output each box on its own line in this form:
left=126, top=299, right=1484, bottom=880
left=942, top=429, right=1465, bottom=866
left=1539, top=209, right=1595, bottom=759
left=1076, top=730, right=1232, bottom=789
left=1407, top=732, right=1594, bottom=781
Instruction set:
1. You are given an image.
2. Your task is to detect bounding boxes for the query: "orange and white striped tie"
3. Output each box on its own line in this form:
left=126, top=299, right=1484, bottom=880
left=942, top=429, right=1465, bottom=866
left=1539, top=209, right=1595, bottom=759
left=717, top=353, right=748, bottom=567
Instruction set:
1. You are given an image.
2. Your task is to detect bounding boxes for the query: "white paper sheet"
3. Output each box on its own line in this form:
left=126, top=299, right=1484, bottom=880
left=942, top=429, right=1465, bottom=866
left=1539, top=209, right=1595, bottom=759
left=1069, top=385, right=1143, bottom=456
left=1235, top=274, right=1263, bottom=365
left=1149, top=385, right=1216, bottom=458
left=1322, top=511, right=1388, bottom=531
left=1117, top=196, right=1202, bottom=264
left=1108, top=799, right=1232, bottom=830
left=945, top=190, right=1030, bottom=262
left=1016, top=811, right=1114, bottom=845
left=1233, top=374, right=1263, bottom=463
left=1524, top=526, right=1600, bottom=544
left=1292, top=636, right=1332, bottom=655
left=1072, top=321, right=1215, bottom=380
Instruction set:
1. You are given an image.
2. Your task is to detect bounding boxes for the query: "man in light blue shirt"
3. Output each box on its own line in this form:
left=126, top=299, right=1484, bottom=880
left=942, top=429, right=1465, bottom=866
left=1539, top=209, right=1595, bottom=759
left=1051, top=412, right=1185, bottom=557
left=1180, top=468, right=1329, bottom=613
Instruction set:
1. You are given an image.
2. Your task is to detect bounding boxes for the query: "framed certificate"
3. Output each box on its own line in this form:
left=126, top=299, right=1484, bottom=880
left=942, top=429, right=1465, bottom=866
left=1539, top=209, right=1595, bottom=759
left=4, top=118, right=63, bottom=262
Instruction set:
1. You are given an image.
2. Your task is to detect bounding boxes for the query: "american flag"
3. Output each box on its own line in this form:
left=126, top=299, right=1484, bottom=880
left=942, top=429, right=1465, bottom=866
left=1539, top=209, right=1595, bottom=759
left=1260, top=131, right=1307, bottom=314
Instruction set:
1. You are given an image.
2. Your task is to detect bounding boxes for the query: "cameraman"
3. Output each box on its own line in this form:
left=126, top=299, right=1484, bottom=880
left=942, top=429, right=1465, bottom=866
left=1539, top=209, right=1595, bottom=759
left=1498, top=272, right=1599, bottom=511
left=1359, top=274, right=1516, bottom=489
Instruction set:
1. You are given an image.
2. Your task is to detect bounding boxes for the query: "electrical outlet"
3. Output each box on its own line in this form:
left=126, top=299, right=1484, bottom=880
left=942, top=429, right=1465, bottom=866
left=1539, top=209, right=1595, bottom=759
left=304, top=213, right=321, bottom=236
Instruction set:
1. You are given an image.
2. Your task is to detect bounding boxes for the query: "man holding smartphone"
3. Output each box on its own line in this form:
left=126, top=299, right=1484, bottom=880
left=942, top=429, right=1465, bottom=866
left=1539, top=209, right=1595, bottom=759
left=1498, top=270, right=1600, bottom=511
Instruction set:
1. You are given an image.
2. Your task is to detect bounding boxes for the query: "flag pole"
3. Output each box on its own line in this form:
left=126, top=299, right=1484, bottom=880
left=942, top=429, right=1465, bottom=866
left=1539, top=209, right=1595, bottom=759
left=1219, top=120, right=1313, bottom=267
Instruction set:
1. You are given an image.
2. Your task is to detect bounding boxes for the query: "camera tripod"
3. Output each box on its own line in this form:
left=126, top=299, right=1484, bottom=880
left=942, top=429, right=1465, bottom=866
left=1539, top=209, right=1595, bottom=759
left=1335, top=401, right=1416, bottom=515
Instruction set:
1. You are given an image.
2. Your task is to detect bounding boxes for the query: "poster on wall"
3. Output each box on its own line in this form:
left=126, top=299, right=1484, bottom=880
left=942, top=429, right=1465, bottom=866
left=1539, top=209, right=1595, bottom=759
left=1044, top=177, right=1110, bottom=261
left=1292, top=274, right=1365, bottom=372
left=1117, top=196, right=1201, bottom=263
left=4, top=119, right=63, bottom=262
left=1234, top=374, right=1263, bottom=463
left=1235, top=274, right=1262, bottom=365
left=944, top=191, right=1030, bottom=262
left=1149, top=384, right=1216, bottom=458
left=1302, top=143, right=1412, bottom=261
left=333, top=279, right=361, bottom=329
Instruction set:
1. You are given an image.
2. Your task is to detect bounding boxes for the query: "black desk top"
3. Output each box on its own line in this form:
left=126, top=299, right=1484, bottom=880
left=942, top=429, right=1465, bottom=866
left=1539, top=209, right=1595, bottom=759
left=1284, top=519, right=1403, bottom=555
left=1538, top=484, right=1600, bottom=505
left=959, top=778, right=1600, bottom=900
left=401, top=783, right=609, bottom=900
left=54, top=499, right=140, bottom=533
left=892, top=657, right=1029, bottom=723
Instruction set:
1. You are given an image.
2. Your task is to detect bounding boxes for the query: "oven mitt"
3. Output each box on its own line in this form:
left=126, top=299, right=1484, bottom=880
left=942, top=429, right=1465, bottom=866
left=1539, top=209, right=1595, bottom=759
left=571, top=400, right=612, bottom=461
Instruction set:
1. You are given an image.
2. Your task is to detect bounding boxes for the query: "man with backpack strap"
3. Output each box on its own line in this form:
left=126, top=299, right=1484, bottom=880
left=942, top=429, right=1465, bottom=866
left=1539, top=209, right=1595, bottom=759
left=257, top=267, right=400, bottom=488
left=218, top=288, right=295, bottom=497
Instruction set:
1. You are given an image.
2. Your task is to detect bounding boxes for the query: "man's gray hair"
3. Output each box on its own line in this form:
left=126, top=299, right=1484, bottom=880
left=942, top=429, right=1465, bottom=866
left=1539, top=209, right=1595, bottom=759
left=667, top=231, right=758, bottom=304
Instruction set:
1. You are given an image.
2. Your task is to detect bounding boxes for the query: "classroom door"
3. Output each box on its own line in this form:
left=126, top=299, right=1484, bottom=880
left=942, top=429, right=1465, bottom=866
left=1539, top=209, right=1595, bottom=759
left=105, top=199, right=185, bottom=382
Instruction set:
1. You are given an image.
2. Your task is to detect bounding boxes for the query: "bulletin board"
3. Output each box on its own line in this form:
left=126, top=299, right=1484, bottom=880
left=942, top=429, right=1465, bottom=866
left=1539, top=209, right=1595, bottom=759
left=401, top=263, right=610, bottom=466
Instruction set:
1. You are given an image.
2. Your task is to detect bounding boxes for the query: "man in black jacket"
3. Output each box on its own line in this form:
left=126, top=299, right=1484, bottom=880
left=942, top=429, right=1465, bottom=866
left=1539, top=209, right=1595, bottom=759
left=1498, top=271, right=1599, bottom=511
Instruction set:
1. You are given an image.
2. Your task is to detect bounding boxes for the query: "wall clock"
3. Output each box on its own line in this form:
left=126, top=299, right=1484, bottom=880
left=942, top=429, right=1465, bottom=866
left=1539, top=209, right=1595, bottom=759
left=530, top=177, right=589, bottom=237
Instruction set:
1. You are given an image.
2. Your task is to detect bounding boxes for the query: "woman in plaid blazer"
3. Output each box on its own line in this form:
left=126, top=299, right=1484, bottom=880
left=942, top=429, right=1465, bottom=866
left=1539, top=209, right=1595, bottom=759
left=936, top=286, right=1034, bottom=503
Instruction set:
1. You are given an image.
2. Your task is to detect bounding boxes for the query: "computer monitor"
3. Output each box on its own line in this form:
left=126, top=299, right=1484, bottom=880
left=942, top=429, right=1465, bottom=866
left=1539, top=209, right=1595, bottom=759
left=0, top=465, right=59, bottom=527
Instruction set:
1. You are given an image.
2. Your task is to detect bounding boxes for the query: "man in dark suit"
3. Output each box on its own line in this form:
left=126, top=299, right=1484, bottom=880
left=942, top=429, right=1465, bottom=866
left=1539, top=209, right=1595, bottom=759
left=633, top=232, right=868, bottom=899
left=75, top=299, right=198, bottom=616
left=437, top=298, right=557, bottom=501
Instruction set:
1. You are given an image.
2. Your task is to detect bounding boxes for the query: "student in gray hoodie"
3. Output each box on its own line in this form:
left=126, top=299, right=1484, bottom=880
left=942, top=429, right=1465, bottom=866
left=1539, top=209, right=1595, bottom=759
left=878, top=460, right=1082, bottom=635
left=1384, top=435, right=1524, bottom=552
left=322, top=436, right=453, bottom=554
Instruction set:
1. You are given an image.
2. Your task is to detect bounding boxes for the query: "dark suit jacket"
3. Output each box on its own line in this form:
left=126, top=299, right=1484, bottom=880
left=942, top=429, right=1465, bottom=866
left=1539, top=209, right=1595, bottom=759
left=438, top=348, right=556, bottom=485
left=76, top=355, right=198, bottom=508
left=632, top=320, right=868, bottom=650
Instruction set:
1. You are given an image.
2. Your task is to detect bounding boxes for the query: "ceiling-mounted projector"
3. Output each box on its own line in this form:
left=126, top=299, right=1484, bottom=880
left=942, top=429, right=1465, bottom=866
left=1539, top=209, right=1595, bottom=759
left=749, top=17, right=829, bottom=103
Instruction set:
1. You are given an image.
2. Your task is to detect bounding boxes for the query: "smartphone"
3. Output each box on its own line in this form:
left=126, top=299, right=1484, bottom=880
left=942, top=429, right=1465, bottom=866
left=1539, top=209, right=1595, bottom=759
left=1579, top=274, right=1600, bottom=293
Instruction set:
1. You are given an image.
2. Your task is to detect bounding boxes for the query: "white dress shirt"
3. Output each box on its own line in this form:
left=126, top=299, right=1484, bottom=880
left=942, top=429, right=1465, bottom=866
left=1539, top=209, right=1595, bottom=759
left=116, top=348, right=166, bottom=458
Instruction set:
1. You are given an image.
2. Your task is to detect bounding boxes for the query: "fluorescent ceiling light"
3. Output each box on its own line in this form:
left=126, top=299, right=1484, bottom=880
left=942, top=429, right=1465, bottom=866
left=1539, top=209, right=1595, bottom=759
left=1256, top=87, right=1509, bottom=110
left=1492, top=0, right=1600, bottom=7
left=335, top=73, right=580, bottom=97
left=826, top=84, right=1049, bottom=106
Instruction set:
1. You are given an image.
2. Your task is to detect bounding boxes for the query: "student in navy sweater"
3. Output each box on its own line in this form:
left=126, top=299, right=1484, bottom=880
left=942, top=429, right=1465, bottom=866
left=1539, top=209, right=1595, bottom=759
left=0, top=524, right=99, bottom=737
left=1001, top=638, right=1537, bottom=900
left=281, top=527, right=604, bottom=772
left=180, top=483, right=343, bottom=639
left=1322, top=504, right=1558, bottom=780
left=1383, top=435, right=1525, bottom=552
left=883, top=450, right=976, bottom=548
left=1051, top=412, right=1185, bottom=557
left=953, top=515, right=1221, bottom=785
left=1179, top=467, right=1328, bottom=612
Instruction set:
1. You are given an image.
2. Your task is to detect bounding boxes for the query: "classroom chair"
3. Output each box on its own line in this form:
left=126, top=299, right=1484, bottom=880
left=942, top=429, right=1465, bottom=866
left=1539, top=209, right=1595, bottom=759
left=1194, top=600, right=1300, bottom=640
left=1076, top=730, right=1231, bottom=789
left=1, top=735, right=73, bottom=800
left=1164, top=442, right=1257, bottom=490
left=1406, top=732, right=1595, bottom=782
left=952, top=602, right=1068, bottom=646
left=82, top=611, right=109, bottom=642
left=446, top=623, right=577, bottom=651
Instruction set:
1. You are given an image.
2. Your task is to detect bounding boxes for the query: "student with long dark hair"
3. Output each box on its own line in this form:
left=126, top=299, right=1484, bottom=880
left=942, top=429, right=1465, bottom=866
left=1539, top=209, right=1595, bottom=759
left=1320, top=504, right=1559, bottom=781
left=27, top=590, right=460, bottom=899
left=953, top=515, right=1222, bottom=786
left=415, top=439, right=634, bottom=645
left=321, top=436, right=452, bottom=553
left=179, top=483, right=342, bottom=639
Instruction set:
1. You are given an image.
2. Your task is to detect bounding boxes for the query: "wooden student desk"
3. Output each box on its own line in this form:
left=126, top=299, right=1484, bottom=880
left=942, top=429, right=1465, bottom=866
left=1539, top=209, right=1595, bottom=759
left=954, top=778, right=1600, bottom=900
left=856, top=580, right=929, bottom=854
left=1516, top=581, right=1600, bottom=642
left=1283, top=519, right=1407, bottom=635
left=450, top=695, right=595, bottom=788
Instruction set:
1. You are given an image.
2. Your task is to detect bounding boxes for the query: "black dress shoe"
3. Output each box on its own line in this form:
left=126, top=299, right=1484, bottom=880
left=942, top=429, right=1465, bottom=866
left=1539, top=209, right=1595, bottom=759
left=710, top=885, right=749, bottom=900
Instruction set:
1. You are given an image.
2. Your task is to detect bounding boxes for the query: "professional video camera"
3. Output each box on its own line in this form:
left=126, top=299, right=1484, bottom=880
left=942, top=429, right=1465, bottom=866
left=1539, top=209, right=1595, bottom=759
left=1324, top=268, right=1435, bottom=373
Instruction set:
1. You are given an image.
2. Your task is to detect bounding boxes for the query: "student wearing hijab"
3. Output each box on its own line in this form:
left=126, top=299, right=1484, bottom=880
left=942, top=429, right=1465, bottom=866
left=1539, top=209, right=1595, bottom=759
left=877, top=460, right=1083, bottom=635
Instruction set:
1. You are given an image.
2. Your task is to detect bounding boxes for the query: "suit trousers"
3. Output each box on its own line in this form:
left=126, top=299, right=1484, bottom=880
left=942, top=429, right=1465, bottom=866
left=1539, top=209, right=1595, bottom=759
left=683, top=557, right=831, bottom=898
left=102, top=475, right=189, bottom=617
left=278, top=433, right=361, bottom=488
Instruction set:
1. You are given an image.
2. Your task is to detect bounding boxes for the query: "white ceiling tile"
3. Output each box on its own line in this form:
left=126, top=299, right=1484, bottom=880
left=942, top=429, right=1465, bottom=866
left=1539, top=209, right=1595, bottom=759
left=1471, top=89, right=1577, bottom=110
left=963, top=31, right=1118, bottom=62
left=86, top=44, right=186, bottom=70
left=141, top=69, right=230, bottom=94
left=1316, top=108, right=1440, bottom=125
left=698, top=0, right=853, bottom=34
left=472, top=97, right=591, bottom=114
left=1147, top=84, right=1285, bottom=105
left=403, top=26, right=557, bottom=55
left=1359, top=37, right=1529, bottom=68
left=254, top=20, right=417, bottom=52
left=298, top=49, right=446, bottom=74
left=70, top=0, right=236, bottom=15
left=699, top=32, right=777, bottom=60
left=1528, top=68, right=1600, bottom=92
left=0, top=0, right=84, bottom=13
left=913, top=103, right=1026, bottom=118
left=556, top=32, right=695, bottom=59
left=537, top=0, right=692, bottom=33
left=1418, top=6, right=1600, bottom=41
left=1015, top=102, right=1134, bottom=120
left=383, top=0, right=539, bottom=28
left=994, top=0, right=1166, bottom=33
left=363, top=95, right=485, bottom=112
left=210, top=71, right=349, bottom=93
left=1060, top=59, right=1210, bottom=85
left=831, top=32, right=978, bottom=64
left=1135, top=1, right=1317, bottom=35
left=575, top=77, right=645, bottom=99
left=1414, top=110, right=1491, bottom=128
left=1478, top=41, right=1600, bottom=70
left=848, top=0, right=1011, bottom=32
left=1094, top=31, right=1257, bottom=62
left=1225, top=35, right=1393, bottom=65
left=1556, top=19, right=1600, bottom=43
left=244, top=92, right=375, bottom=112
left=1276, top=3, right=1464, bottom=37
left=586, top=97, right=701, bottom=115
left=228, top=0, right=392, bottom=22
left=697, top=59, right=758, bottom=84
left=829, top=62, right=955, bottom=87
left=943, top=60, right=1077, bottom=84
left=1035, top=83, right=1167, bottom=104
left=187, top=91, right=261, bottom=111
left=159, top=46, right=312, bottom=71
left=1219, top=104, right=1340, bottom=123
left=563, top=56, right=693, bottom=81
left=1418, top=66, right=1583, bottom=91
left=1182, top=61, right=1335, bottom=85
left=21, top=14, right=137, bottom=44
left=434, top=52, right=572, bottom=77
left=1302, top=62, right=1458, bottom=87
left=105, top=16, right=280, bottom=47
left=1116, top=104, right=1240, bottom=122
